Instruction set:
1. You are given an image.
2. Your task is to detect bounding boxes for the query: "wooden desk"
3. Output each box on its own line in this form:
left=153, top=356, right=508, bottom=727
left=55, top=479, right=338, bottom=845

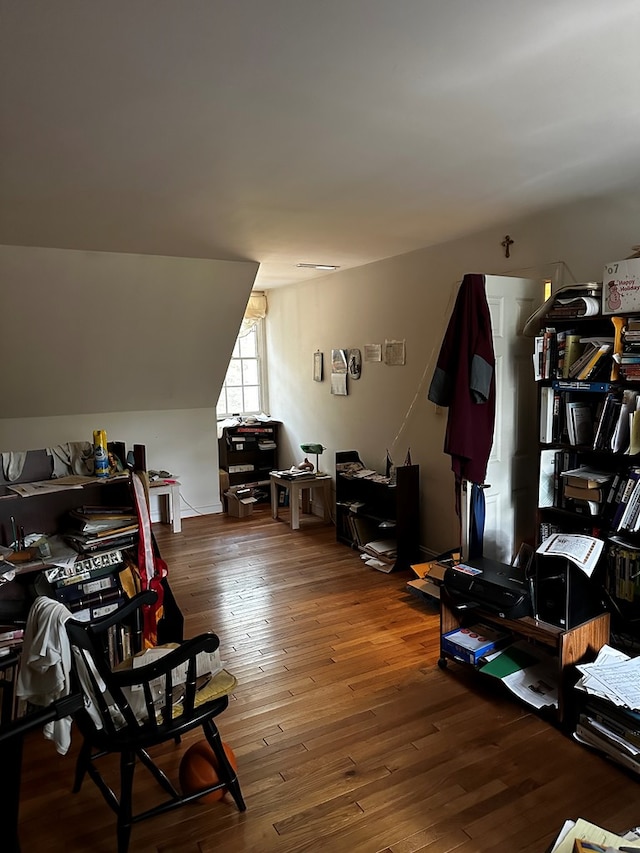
left=149, top=480, right=181, bottom=533
left=270, top=473, right=332, bottom=530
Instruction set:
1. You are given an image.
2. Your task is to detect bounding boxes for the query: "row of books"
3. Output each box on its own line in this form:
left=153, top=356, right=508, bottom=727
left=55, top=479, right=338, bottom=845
left=606, top=539, right=640, bottom=603
left=609, top=468, right=640, bottom=535
left=538, top=454, right=640, bottom=529
left=0, top=625, right=24, bottom=654
left=576, top=696, right=640, bottom=779
left=540, top=386, right=640, bottom=453
left=533, top=328, right=613, bottom=382
left=617, top=318, right=640, bottom=382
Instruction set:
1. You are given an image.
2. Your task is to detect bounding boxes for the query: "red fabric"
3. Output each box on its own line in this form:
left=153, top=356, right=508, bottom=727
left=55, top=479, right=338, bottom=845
left=428, top=273, right=495, bottom=486
left=131, top=473, right=168, bottom=646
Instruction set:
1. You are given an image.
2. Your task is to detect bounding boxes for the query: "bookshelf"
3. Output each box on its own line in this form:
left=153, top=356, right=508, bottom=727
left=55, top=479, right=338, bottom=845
left=534, top=305, right=640, bottom=650
left=335, top=450, right=420, bottom=571
left=218, top=420, right=280, bottom=497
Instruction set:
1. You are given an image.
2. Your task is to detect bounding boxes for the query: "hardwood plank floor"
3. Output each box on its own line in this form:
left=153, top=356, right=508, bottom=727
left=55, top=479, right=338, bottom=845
left=16, top=507, right=640, bottom=852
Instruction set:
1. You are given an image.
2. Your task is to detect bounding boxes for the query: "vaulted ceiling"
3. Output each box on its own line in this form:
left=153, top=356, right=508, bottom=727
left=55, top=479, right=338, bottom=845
left=2, top=1, right=640, bottom=289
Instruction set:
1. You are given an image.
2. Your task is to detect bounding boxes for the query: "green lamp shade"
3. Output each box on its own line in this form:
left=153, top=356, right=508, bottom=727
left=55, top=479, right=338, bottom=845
left=300, top=443, right=324, bottom=454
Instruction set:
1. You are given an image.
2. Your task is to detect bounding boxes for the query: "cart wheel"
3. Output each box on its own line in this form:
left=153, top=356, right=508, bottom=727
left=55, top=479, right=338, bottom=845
left=437, top=657, right=448, bottom=669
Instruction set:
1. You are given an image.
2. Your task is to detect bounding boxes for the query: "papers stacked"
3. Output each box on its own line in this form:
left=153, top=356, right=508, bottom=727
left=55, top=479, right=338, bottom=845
left=575, top=643, right=640, bottom=708
left=550, top=818, right=640, bottom=853
left=361, top=539, right=397, bottom=573
left=480, top=640, right=559, bottom=710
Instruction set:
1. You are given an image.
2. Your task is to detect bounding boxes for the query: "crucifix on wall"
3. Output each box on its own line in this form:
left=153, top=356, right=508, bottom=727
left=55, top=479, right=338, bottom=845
left=501, top=234, right=514, bottom=258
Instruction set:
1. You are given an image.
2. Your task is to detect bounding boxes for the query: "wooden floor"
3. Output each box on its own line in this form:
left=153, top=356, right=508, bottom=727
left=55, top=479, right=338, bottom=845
left=16, top=506, right=640, bottom=852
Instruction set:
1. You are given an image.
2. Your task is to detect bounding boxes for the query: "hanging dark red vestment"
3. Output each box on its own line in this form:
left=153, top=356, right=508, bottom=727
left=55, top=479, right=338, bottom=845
left=428, top=273, right=495, bottom=486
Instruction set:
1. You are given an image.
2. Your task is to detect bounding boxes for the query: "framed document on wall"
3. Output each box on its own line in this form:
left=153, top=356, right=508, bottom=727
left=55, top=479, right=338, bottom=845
left=313, top=351, right=323, bottom=382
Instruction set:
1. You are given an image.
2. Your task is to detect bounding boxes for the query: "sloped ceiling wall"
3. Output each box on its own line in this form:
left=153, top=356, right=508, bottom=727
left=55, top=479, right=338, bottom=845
left=0, top=245, right=259, bottom=418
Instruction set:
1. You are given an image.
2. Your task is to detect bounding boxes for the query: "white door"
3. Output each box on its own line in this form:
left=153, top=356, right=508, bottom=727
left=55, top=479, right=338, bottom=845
left=480, top=275, right=544, bottom=563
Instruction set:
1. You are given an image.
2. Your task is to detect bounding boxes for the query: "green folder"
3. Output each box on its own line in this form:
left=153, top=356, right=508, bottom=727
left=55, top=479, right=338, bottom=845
left=479, top=643, right=541, bottom=678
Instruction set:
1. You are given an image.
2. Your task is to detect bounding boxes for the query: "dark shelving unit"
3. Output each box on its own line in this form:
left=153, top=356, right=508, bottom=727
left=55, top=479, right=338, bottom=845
left=335, top=450, right=419, bottom=571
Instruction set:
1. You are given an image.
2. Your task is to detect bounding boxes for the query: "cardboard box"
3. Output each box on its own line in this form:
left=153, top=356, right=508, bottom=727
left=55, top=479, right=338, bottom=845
left=406, top=577, right=441, bottom=601
left=225, top=490, right=255, bottom=518
left=603, top=258, right=640, bottom=314
left=441, top=623, right=511, bottom=666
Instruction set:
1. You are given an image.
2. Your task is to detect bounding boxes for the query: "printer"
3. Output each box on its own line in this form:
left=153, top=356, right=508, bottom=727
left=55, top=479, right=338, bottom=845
left=442, top=555, right=532, bottom=619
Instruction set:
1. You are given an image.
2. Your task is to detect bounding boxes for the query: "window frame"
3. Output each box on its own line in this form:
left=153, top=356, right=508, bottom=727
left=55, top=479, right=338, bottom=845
left=216, top=318, right=269, bottom=419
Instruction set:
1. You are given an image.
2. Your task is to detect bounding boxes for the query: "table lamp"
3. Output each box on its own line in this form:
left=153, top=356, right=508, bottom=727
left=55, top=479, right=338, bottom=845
left=300, top=443, right=325, bottom=475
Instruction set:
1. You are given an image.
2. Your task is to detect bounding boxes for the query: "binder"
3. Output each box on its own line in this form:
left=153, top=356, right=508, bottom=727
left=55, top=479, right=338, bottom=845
left=539, top=386, right=554, bottom=444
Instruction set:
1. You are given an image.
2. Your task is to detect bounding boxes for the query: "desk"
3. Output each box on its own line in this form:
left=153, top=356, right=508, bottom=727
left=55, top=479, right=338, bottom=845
left=149, top=480, right=181, bottom=533
left=270, top=473, right=332, bottom=530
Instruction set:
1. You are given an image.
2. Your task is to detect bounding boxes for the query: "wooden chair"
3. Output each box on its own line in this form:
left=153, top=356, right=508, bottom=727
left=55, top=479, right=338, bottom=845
left=65, top=590, right=245, bottom=853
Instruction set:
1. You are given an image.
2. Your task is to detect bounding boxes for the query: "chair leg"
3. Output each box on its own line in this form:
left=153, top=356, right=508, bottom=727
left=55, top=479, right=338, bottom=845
left=136, top=748, right=180, bottom=799
left=117, top=750, right=136, bottom=853
left=72, top=738, right=92, bottom=793
left=203, top=720, right=246, bottom=812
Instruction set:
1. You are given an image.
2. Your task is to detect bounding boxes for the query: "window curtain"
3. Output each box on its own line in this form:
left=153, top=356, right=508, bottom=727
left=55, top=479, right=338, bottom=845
left=239, top=292, right=267, bottom=337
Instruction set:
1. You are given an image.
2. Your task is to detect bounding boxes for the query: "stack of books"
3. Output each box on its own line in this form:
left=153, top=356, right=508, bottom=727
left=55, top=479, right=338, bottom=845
left=0, top=626, right=24, bottom=656
left=362, top=539, right=397, bottom=568
left=569, top=340, right=613, bottom=381
left=545, top=288, right=601, bottom=321
left=620, top=317, right=640, bottom=382
left=63, top=505, right=138, bottom=554
left=561, top=467, right=613, bottom=518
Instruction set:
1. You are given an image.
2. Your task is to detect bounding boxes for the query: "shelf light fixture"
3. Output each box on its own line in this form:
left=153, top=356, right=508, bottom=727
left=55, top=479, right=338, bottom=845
left=296, top=263, right=340, bottom=271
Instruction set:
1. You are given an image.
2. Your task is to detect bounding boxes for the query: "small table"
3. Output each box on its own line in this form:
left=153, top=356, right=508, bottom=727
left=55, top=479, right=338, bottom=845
left=270, top=473, right=332, bottom=530
left=149, top=480, right=182, bottom=533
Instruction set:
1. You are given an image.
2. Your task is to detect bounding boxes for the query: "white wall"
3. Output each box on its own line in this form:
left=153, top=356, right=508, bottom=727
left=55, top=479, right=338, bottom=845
left=0, top=245, right=259, bottom=517
left=0, top=408, right=221, bottom=519
left=266, top=186, right=640, bottom=557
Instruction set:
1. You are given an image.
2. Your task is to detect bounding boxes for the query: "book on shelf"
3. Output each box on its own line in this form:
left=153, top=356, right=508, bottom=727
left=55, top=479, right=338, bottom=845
left=577, top=344, right=613, bottom=381
left=607, top=538, right=640, bottom=601
left=539, top=386, right=555, bottom=444
left=64, top=530, right=138, bottom=554
left=563, top=333, right=583, bottom=378
left=568, top=343, right=600, bottom=379
left=546, top=293, right=601, bottom=319
left=538, top=449, right=556, bottom=508
left=73, top=505, right=135, bottom=516
left=563, top=483, right=604, bottom=503
left=67, top=508, right=137, bottom=534
left=616, top=475, right=640, bottom=533
left=565, top=401, right=593, bottom=446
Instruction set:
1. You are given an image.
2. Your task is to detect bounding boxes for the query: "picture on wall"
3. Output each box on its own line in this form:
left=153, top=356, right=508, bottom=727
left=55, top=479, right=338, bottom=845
left=364, top=344, right=382, bottom=363
left=348, top=348, right=361, bottom=379
left=384, top=339, right=406, bottom=365
left=331, top=348, right=348, bottom=373
left=313, top=350, right=323, bottom=382
left=331, top=373, right=348, bottom=395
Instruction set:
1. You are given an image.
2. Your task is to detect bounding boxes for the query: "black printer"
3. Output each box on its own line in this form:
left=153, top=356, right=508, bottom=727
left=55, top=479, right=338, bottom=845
left=443, top=555, right=532, bottom=619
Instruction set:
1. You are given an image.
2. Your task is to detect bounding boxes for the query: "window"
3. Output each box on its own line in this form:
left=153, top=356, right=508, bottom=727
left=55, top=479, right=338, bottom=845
left=216, top=318, right=268, bottom=418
